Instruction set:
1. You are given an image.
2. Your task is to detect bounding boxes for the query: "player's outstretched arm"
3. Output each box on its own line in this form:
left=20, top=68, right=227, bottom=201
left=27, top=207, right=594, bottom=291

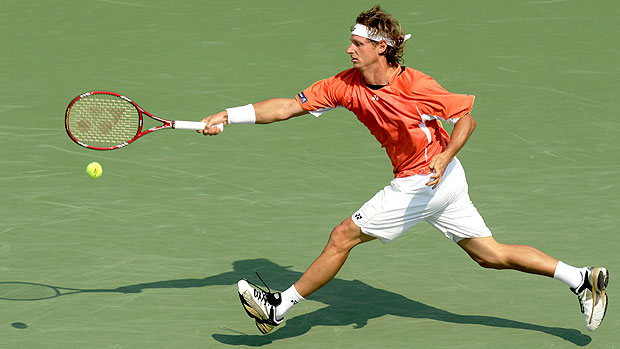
left=199, top=98, right=307, bottom=135
left=254, top=98, right=308, bottom=123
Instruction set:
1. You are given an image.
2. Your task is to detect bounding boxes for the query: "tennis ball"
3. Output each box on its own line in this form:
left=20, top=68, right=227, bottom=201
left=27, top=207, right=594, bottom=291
left=86, top=161, right=103, bottom=179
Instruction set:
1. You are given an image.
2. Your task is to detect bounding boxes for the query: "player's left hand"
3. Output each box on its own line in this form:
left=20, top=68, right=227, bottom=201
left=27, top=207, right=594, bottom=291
left=427, top=152, right=453, bottom=189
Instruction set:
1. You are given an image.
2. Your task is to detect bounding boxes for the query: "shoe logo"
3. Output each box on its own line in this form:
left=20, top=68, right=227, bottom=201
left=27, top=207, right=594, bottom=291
left=254, top=289, right=268, bottom=305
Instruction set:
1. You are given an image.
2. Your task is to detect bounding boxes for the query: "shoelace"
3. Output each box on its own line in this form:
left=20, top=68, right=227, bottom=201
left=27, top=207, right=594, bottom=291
left=247, top=271, right=276, bottom=307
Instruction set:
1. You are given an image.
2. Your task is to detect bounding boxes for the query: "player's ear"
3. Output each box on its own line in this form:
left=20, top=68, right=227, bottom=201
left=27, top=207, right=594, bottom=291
left=376, top=40, right=388, bottom=55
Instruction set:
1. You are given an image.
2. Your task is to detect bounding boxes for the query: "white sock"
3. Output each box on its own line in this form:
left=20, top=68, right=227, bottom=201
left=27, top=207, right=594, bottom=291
left=553, top=261, right=585, bottom=289
left=276, top=285, right=304, bottom=319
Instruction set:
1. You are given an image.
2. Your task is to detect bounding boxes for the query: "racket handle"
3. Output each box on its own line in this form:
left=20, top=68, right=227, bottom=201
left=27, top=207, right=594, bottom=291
left=174, top=120, right=224, bottom=132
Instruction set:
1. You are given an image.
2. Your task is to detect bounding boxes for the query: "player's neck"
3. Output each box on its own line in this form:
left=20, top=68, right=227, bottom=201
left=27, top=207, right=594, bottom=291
left=359, top=62, right=399, bottom=86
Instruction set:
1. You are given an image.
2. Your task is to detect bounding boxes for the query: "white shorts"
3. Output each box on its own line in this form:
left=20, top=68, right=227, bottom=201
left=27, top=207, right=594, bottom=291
left=352, top=158, right=492, bottom=244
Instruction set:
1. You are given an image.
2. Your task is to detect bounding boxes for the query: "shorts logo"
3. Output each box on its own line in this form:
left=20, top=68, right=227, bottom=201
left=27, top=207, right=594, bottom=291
left=297, top=92, right=308, bottom=103
left=354, top=213, right=362, bottom=220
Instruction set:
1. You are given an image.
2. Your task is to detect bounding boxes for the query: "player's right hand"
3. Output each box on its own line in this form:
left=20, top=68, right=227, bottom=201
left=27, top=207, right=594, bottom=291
left=198, top=111, right=227, bottom=136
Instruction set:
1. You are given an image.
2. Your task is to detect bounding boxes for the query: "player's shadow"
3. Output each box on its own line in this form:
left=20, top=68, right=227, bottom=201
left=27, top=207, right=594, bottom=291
left=0, top=258, right=591, bottom=346
left=205, top=259, right=590, bottom=347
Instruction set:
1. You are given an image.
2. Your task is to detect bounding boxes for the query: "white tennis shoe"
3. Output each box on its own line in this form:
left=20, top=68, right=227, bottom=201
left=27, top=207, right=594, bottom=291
left=571, top=267, right=609, bottom=331
left=237, top=279, right=284, bottom=334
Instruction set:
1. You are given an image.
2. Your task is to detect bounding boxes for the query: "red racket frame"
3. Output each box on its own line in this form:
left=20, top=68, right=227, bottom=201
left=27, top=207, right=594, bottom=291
left=65, top=91, right=174, bottom=150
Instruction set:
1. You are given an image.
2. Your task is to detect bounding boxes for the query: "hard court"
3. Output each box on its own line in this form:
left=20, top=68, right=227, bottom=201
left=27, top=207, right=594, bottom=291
left=1, top=0, right=618, bottom=348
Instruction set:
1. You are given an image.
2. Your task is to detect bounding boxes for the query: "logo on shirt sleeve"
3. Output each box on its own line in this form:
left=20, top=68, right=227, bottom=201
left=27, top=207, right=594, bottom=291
left=297, top=92, right=308, bottom=103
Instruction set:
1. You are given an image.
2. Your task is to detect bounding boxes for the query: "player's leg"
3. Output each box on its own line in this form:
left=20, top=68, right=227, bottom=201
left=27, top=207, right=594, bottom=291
left=457, top=236, right=609, bottom=330
left=237, top=217, right=375, bottom=334
left=456, top=236, right=558, bottom=276
left=237, top=177, right=428, bottom=333
left=426, top=158, right=610, bottom=331
left=294, top=217, right=375, bottom=297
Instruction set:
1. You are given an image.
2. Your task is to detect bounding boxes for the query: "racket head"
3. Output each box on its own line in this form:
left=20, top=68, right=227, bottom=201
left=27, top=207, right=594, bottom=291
left=65, top=91, right=143, bottom=150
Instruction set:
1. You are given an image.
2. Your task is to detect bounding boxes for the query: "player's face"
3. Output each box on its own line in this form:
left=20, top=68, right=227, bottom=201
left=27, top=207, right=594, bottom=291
left=347, top=35, right=382, bottom=69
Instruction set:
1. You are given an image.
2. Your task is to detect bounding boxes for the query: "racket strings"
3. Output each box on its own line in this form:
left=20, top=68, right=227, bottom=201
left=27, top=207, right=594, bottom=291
left=67, top=93, right=140, bottom=148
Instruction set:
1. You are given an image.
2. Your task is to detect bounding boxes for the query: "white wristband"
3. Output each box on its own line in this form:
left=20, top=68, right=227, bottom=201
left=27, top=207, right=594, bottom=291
left=226, top=104, right=256, bottom=124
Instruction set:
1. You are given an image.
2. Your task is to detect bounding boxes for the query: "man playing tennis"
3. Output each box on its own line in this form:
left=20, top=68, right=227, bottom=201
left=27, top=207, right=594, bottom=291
left=200, top=6, right=608, bottom=334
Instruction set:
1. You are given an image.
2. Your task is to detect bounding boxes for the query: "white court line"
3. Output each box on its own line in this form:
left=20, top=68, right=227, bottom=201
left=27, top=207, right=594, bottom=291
left=487, top=16, right=591, bottom=23
left=96, top=0, right=156, bottom=8
left=526, top=0, right=570, bottom=4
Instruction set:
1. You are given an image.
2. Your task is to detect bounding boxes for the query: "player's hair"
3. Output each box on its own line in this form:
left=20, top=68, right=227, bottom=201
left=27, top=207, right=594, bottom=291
left=353, top=5, right=406, bottom=66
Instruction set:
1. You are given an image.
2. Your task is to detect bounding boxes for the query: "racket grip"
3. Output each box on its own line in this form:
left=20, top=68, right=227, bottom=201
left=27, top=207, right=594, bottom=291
left=174, top=120, right=224, bottom=132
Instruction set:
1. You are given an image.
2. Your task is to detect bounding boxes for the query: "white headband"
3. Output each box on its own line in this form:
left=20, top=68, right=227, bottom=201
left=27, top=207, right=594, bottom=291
left=351, top=23, right=411, bottom=47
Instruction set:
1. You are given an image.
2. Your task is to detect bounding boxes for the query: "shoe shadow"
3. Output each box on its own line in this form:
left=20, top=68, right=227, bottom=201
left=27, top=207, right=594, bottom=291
left=0, top=258, right=591, bottom=346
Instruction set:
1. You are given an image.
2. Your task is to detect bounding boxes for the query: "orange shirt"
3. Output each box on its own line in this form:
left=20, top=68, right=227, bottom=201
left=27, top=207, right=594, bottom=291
left=295, top=66, right=475, bottom=178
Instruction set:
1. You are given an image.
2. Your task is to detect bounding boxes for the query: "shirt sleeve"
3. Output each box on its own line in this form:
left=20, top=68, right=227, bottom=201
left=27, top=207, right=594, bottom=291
left=295, top=75, right=343, bottom=117
left=417, top=75, right=475, bottom=124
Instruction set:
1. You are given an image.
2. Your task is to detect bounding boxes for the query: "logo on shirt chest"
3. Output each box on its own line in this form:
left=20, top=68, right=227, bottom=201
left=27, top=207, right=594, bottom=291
left=371, top=95, right=379, bottom=101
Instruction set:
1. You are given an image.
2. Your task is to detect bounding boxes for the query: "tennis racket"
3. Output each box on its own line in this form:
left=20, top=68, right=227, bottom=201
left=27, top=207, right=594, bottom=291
left=65, top=91, right=223, bottom=150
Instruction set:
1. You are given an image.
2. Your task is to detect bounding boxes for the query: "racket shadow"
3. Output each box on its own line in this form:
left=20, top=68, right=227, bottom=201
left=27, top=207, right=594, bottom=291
left=0, top=259, right=591, bottom=346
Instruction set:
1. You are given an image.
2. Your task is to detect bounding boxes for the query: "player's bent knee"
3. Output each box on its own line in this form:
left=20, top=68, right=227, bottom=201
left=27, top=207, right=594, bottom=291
left=470, top=250, right=510, bottom=269
left=327, top=220, right=364, bottom=253
left=459, top=237, right=511, bottom=269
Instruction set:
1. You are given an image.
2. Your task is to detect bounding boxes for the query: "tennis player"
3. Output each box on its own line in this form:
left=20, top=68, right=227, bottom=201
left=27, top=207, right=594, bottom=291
left=200, top=6, right=609, bottom=334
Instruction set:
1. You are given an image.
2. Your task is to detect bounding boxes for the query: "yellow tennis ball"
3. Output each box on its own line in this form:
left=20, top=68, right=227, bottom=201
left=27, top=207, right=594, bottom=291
left=86, top=162, right=103, bottom=179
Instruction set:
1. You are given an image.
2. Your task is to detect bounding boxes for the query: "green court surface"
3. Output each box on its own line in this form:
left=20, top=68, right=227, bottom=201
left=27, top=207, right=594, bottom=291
left=1, top=0, right=618, bottom=347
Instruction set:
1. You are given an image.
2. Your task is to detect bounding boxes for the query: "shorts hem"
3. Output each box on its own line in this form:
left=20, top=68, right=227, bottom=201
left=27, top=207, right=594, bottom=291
left=358, top=226, right=393, bottom=245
